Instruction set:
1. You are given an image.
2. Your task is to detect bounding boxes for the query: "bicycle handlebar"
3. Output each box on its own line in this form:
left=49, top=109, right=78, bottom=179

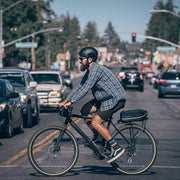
left=59, top=106, right=73, bottom=117
left=58, top=106, right=92, bottom=119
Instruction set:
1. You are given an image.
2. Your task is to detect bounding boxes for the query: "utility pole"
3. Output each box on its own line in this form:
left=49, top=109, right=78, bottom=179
left=31, top=34, right=36, bottom=70
left=46, top=38, right=50, bottom=70
left=0, top=0, right=39, bottom=68
left=64, top=43, right=67, bottom=72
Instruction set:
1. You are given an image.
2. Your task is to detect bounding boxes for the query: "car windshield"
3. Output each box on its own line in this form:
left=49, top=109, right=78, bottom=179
left=62, top=74, right=70, bottom=79
left=0, top=73, right=25, bottom=87
left=162, top=72, right=180, bottom=80
left=32, top=74, right=61, bottom=84
left=126, top=71, right=139, bottom=76
left=120, top=67, right=138, bottom=72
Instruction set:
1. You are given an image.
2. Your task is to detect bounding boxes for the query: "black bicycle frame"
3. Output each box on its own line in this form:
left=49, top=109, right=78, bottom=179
left=57, top=114, right=109, bottom=159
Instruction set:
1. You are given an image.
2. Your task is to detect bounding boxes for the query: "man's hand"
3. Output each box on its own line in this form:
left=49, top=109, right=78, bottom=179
left=59, top=99, right=72, bottom=108
left=64, top=101, right=72, bottom=108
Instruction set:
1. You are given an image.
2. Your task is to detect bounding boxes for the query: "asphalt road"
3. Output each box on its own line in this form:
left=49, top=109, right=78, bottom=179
left=0, top=64, right=180, bottom=180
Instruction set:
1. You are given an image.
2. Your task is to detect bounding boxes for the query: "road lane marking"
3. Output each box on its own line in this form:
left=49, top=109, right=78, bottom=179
left=0, top=117, right=81, bottom=166
left=14, top=117, right=83, bottom=166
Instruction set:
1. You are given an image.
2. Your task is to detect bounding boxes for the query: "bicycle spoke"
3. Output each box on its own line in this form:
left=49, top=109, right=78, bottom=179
left=112, top=125, right=157, bottom=175
left=28, top=127, right=79, bottom=176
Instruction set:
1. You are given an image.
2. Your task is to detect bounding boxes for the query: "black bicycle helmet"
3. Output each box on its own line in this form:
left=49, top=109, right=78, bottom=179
left=79, top=47, right=98, bottom=62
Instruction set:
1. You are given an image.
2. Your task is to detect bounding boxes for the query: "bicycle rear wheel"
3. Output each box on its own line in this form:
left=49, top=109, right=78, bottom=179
left=28, top=126, right=79, bottom=176
left=112, top=124, right=157, bottom=175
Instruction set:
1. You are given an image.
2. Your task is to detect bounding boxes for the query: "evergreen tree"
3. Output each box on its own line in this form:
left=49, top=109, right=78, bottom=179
left=103, top=21, right=121, bottom=53
left=82, top=21, right=100, bottom=46
left=142, top=0, right=180, bottom=52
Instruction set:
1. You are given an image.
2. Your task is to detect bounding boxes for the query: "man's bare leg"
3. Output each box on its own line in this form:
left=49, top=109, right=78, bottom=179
left=91, top=114, right=112, bottom=141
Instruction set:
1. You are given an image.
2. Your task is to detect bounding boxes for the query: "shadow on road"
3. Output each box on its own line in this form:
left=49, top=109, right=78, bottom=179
left=30, top=165, right=156, bottom=177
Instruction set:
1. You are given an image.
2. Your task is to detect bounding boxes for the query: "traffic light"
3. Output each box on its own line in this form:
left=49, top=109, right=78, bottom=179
left=132, top=33, right=136, bottom=43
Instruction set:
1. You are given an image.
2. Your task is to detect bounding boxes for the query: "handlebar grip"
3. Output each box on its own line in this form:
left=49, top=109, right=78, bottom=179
left=59, top=106, right=72, bottom=117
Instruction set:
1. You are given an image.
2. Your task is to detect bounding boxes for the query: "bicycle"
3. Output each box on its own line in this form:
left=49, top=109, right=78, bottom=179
left=27, top=106, right=157, bottom=176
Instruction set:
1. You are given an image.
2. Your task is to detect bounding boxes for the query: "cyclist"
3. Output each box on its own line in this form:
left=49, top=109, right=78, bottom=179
left=59, top=47, right=126, bottom=163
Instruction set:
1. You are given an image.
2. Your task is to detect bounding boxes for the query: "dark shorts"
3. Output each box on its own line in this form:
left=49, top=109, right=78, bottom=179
left=88, top=99, right=126, bottom=121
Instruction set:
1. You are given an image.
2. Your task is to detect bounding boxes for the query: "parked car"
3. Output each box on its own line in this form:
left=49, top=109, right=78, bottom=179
left=0, top=69, right=40, bottom=127
left=121, top=70, right=144, bottom=92
left=153, top=73, right=161, bottom=89
left=158, top=71, right=180, bottom=98
left=61, top=73, right=73, bottom=89
left=117, top=66, right=139, bottom=81
left=30, top=71, right=68, bottom=109
left=0, top=79, right=23, bottom=137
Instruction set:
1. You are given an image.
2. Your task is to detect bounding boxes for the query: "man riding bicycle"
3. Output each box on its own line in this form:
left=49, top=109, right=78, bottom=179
left=59, top=47, right=126, bottom=163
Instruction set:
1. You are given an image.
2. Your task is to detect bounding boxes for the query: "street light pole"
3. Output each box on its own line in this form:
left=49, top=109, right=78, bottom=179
left=150, top=9, right=180, bottom=70
left=0, top=0, right=38, bottom=68
left=150, top=9, right=180, bottom=18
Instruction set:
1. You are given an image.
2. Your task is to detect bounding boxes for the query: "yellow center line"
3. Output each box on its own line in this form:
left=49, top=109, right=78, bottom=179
left=0, top=117, right=82, bottom=166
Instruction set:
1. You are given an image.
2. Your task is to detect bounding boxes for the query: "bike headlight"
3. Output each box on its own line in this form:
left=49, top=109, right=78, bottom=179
left=20, top=95, right=28, bottom=103
left=49, top=91, right=61, bottom=97
left=0, top=103, right=6, bottom=112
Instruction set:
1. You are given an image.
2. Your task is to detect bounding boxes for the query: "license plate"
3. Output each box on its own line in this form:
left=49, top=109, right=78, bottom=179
left=40, top=99, right=44, bottom=105
left=171, top=85, right=176, bottom=88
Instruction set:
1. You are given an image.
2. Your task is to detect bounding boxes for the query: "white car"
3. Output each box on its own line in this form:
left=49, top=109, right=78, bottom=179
left=30, top=71, right=68, bottom=109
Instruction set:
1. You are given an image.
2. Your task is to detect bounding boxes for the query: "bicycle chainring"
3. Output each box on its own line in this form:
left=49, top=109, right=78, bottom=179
left=93, top=150, right=105, bottom=160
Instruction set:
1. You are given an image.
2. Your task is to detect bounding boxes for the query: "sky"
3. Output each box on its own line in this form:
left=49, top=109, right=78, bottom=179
left=50, top=0, right=180, bottom=43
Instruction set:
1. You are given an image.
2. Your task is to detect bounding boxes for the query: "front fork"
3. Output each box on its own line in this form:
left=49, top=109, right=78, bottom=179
left=53, top=118, right=69, bottom=152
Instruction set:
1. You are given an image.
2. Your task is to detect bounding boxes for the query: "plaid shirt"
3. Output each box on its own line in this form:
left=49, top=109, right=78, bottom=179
left=67, top=63, right=126, bottom=111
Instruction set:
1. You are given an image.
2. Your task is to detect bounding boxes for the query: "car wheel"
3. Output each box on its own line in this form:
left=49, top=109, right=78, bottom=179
left=17, top=117, right=24, bottom=133
left=139, top=86, right=144, bottom=92
left=27, top=103, right=33, bottom=128
left=158, top=90, right=164, bottom=98
left=6, top=116, right=13, bottom=138
left=33, top=102, right=39, bottom=125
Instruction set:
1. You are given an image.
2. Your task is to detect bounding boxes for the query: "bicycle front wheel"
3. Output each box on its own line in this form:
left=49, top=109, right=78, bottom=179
left=28, top=126, right=79, bottom=176
left=112, top=124, right=157, bottom=175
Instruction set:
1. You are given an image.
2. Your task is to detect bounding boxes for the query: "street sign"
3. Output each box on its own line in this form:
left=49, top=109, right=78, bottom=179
left=157, top=46, right=176, bottom=51
left=15, top=42, right=37, bottom=48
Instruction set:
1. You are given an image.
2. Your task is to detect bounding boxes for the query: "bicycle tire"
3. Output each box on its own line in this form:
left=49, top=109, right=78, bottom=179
left=111, top=124, right=157, bottom=175
left=28, top=126, right=79, bottom=176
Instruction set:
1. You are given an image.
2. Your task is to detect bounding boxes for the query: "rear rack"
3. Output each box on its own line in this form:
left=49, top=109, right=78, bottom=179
left=118, top=109, right=148, bottom=123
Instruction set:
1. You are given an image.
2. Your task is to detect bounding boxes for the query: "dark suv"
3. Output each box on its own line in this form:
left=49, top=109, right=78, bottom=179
left=121, top=70, right=144, bottom=92
left=0, top=69, right=40, bottom=127
left=158, top=71, right=180, bottom=98
left=117, top=66, right=139, bottom=81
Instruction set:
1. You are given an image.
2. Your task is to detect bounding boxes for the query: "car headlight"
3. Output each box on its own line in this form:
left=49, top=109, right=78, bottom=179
left=20, top=95, right=28, bottom=103
left=0, top=103, right=6, bottom=112
left=49, top=91, right=61, bottom=97
left=119, top=72, right=125, bottom=77
left=66, top=80, right=71, bottom=84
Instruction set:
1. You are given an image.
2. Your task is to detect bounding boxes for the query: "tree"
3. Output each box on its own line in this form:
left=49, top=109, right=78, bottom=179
left=82, top=21, right=100, bottom=46
left=1, top=0, right=56, bottom=67
left=103, top=21, right=121, bottom=53
left=55, top=12, right=81, bottom=70
left=142, top=0, right=180, bottom=52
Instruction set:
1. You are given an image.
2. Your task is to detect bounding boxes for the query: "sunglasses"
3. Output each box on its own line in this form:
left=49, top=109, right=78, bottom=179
left=79, top=57, right=87, bottom=61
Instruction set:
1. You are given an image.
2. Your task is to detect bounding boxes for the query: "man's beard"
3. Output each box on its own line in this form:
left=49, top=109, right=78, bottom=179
left=80, top=63, right=89, bottom=71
